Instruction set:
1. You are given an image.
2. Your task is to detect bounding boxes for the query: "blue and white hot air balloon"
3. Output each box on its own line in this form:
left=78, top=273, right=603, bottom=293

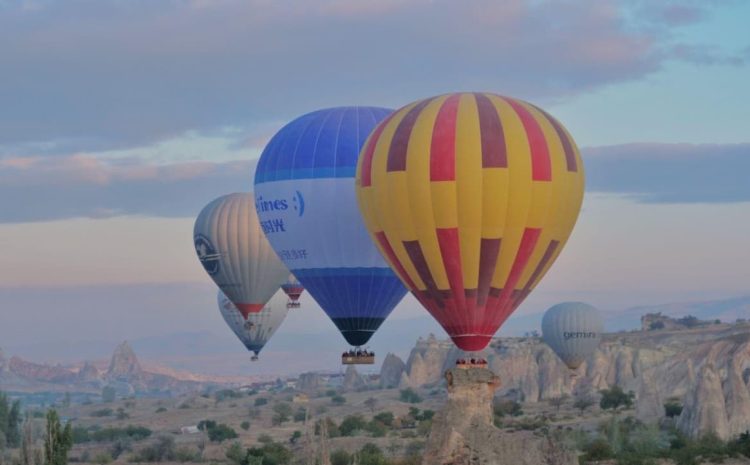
left=254, top=107, right=407, bottom=352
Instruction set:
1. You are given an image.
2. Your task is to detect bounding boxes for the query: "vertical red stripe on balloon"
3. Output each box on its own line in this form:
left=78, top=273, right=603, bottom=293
left=360, top=116, right=392, bottom=187
left=536, top=108, right=577, bottom=172
left=474, top=93, right=507, bottom=168
left=375, top=232, right=417, bottom=291
left=403, top=240, right=443, bottom=306
left=476, top=238, right=502, bottom=306
left=500, top=228, right=541, bottom=299
left=436, top=227, right=465, bottom=309
left=505, top=99, right=551, bottom=181
left=430, top=95, right=461, bottom=181
left=387, top=99, right=433, bottom=172
left=521, top=239, right=559, bottom=293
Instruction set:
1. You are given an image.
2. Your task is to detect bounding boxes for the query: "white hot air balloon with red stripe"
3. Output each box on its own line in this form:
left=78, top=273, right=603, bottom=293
left=194, top=193, right=289, bottom=318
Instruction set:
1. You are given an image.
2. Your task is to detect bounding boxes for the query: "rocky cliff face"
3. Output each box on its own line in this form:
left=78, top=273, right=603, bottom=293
left=422, top=367, right=576, bottom=465
left=107, top=341, right=143, bottom=380
left=378, top=353, right=405, bottom=389
left=0, top=342, right=222, bottom=395
left=403, top=322, right=750, bottom=441
left=297, top=372, right=322, bottom=393
left=342, top=366, right=366, bottom=391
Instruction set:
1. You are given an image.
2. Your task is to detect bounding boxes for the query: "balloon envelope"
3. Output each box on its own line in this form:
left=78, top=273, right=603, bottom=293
left=355, top=92, right=585, bottom=351
left=218, top=290, right=289, bottom=357
left=194, top=193, right=289, bottom=317
left=541, top=302, right=603, bottom=369
left=254, top=107, right=408, bottom=346
left=281, top=275, right=304, bottom=303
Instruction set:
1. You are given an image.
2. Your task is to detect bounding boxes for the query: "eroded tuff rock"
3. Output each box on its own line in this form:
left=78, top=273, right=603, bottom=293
left=107, top=341, right=142, bottom=380
left=422, top=367, right=576, bottom=465
left=405, top=322, right=750, bottom=440
left=342, top=365, right=366, bottom=391
left=379, top=353, right=405, bottom=389
left=678, top=362, right=730, bottom=439
left=297, top=372, right=322, bottom=393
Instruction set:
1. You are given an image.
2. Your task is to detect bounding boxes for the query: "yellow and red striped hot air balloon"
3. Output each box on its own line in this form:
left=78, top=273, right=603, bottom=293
left=355, top=92, right=584, bottom=352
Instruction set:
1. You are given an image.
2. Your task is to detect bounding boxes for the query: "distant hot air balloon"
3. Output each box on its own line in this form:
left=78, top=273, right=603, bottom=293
left=356, top=92, right=585, bottom=352
left=542, top=302, right=603, bottom=370
left=194, top=193, right=289, bottom=318
left=218, top=289, right=289, bottom=361
left=281, top=275, right=304, bottom=309
left=254, top=107, right=408, bottom=361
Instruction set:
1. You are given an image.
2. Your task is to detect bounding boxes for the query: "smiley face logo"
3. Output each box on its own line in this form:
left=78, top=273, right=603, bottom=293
left=291, top=190, right=305, bottom=217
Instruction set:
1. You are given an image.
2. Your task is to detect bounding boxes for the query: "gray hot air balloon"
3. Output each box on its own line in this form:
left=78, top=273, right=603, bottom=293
left=541, top=302, right=603, bottom=370
left=218, top=290, right=289, bottom=361
left=194, top=193, right=289, bottom=318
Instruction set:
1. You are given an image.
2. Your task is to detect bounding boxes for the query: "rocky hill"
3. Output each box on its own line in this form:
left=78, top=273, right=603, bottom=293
left=381, top=321, right=750, bottom=441
left=423, top=367, right=576, bottom=465
left=0, top=341, right=228, bottom=395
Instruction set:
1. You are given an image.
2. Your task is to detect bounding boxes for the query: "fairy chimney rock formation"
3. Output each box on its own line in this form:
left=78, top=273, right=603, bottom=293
left=422, top=367, right=576, bottom=465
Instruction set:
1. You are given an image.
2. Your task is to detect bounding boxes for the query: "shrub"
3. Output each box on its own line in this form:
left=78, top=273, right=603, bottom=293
left=293, top=407, right=307, bottom=423
left=257, top=434, right=273, bottom=444
left=399, top=389, right=422, bottom=404
left=729, top=430, right=750, bottom=458
left=246, top=442, right=293, bottom=465
left=599, top=386, right=635, bottom=411
left=288, top=431, right=301, bottom=444
left=130, top=435, right=176, bottom=462
left=493, top=400, right=522, bottom=418
left=581, top=438, right=614, bottom=462
left=331, top=395, right=346, bottom=405
left=272, top=403, right=293, bottom=425
left=254, top=398, right=268, bottom=407
left=357, top=443, right=387, bottom=465
left=207, top=424, right=238, bottom=443
left=339, top=415, right=367, bottom=436
left=240, top=421, right=250, bottom=431
left=155, top=407, right=167, bottom=413
left=330, top=449, right=351, bottom=465
left=226, top=441, right=245, bottom=465
left=373, top=411, right=394, bottom=427
left=365, top=421, right=387, bottom=437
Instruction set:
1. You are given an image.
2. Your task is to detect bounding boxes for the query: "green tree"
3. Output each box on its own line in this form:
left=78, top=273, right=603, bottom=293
left=339, top=415, right=367, bottom=436
left=600, top=385, right=635, bottom=412
left=372, top=412, right=394, bottom=427
left=399, top=389, right=422, bottom=404
left=0, top=391, right=22, bottom=448
left=207, top=424, right=238, bottom=443
left=253, top=397, right=268, bottom=407
left=356, top=443, right=387, bottom=465
left=44, top=410, right=73, bottom=465
left=272, top=402, right=293, bottom=425
left=330, top=449, right=351, bottom=465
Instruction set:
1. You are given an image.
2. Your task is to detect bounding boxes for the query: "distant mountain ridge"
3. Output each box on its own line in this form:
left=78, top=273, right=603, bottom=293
left=0, top=341, right=245, bottom=394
